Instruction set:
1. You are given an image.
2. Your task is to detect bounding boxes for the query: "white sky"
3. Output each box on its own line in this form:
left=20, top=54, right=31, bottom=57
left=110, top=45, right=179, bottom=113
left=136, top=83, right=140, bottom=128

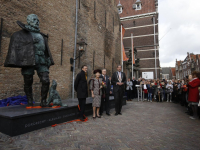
left=159, top=0, right=200, bottom=67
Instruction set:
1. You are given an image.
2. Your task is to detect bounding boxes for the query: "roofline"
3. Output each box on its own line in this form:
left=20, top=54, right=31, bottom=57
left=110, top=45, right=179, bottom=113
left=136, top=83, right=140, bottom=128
left=120, top=12, right=158, bottom=21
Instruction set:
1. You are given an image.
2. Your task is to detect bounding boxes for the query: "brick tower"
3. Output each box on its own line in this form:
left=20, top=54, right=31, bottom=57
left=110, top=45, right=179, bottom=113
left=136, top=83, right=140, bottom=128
left=116, top=0, right=160, bottom=79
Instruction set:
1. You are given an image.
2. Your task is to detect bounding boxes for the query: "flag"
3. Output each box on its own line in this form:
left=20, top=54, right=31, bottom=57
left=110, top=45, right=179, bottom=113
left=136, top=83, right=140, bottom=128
left=121, top=26, right=129, bottom=61
left=131, top=34, right=135, bottom=64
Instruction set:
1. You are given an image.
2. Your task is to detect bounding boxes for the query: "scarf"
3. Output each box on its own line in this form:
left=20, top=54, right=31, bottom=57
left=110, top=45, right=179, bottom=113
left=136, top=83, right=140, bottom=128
left=25, top=24, right=40, bottom=33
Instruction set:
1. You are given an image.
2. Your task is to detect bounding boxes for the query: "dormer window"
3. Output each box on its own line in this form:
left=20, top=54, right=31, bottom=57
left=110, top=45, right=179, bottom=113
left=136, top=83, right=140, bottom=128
left=136, top=4, right=141, bottom=10
left=135, top=0, right=142, bottom=10
left=117, top=1, right=123, bottom=14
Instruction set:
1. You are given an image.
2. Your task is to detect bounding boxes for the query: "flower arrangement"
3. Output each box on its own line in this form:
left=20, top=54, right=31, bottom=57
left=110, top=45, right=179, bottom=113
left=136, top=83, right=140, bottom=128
left=101, top=81, right=107, bottom=88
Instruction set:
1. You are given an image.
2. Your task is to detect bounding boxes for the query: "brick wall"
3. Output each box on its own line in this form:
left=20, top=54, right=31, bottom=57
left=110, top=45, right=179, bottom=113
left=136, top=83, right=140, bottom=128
left=0, top=0, right=121, bottom=100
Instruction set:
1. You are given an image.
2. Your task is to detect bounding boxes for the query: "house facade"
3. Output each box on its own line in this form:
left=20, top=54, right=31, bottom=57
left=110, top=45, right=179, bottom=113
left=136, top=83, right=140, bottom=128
left=116, top=0, right=160, bottom=79
left=175, top=53, right=200, bottom=79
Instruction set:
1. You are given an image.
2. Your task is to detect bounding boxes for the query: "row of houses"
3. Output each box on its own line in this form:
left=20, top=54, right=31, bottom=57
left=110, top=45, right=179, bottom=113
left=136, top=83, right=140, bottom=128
left=175, top=52, right=200, bottom=80
left=161, top=52, right=200, bottom=80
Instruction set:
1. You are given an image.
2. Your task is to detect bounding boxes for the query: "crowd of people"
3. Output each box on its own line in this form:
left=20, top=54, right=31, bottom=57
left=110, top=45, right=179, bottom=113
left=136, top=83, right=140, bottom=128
left=75, top=65, right=200, bottom=121
left=126, top=71, right=200, bottom=120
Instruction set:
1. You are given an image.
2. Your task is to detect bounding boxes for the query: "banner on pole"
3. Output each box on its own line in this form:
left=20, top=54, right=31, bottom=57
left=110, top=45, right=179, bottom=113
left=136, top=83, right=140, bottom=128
left=122, top=26, right=129, bottom=61
left=131, top=34, right=135, bottom=64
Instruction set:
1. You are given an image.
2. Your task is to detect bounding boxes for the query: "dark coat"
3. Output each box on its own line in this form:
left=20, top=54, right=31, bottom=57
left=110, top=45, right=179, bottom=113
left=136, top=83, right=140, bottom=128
left=74, top=70, right=88, bottom=99
left=147, top=85, right=153, bottom=93
left=4, top=21, right=54, bottom=68
left=131, top=80, right=137, bottom=90
left=100, top=74, right=111, bottom=94
left=111, top=72, right=126, bottom=93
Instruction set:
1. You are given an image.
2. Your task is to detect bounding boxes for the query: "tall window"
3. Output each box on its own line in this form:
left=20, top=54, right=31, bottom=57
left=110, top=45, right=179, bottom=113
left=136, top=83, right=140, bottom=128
left=94, top=1, right=96, bottom=20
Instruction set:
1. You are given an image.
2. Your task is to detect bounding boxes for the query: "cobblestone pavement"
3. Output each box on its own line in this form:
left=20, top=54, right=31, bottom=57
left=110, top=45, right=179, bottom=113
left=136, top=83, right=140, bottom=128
left=1, top=100, right=200, bottom=150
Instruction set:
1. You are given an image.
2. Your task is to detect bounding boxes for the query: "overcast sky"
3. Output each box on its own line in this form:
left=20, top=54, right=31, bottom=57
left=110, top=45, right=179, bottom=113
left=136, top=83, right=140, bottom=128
left=159, top=0, right=200, bottom=67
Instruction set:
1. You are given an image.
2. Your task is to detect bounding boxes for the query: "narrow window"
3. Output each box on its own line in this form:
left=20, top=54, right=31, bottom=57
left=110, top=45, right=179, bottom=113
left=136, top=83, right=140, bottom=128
left=93, top=51, right=95, bottom=70
left=104, top=54, right=105, bottom=68
left=105, top=11, right=106, bottom=27
left=94, top=1, right=96, bottom=20
left=113, top=16, right=114, bottom=32
left=112, top=58, right=114, bottom=74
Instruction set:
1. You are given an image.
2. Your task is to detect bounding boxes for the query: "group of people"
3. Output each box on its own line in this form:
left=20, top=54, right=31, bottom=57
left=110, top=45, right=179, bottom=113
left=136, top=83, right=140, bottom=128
left=126, top=77, right=182, bottom=103
left=74, top=65, right=126, bottom=121
left=126, top=71, right=200, bottom=120
left=75, top=65, right=200, bottom=121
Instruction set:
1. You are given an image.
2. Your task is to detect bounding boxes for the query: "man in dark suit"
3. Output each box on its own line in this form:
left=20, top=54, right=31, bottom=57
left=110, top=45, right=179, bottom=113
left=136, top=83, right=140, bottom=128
left=100, top=69, right=111, bottom=116
left=74, top=65, right=88, bottom=121
left=111, top=65, right=126, bottom=116
left=131, top=76, right=137, bottom=99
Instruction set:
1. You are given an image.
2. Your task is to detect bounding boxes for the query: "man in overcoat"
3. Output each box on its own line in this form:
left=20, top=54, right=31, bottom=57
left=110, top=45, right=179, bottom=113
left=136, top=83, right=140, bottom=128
left=74, top=65, right=88, bottom=121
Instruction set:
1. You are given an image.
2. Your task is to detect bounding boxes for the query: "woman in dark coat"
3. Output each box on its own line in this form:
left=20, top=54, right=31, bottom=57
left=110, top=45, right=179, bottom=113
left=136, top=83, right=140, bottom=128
left=188, top=71, right=200, bottom=119
left=90, top=69, right=103, bottom=119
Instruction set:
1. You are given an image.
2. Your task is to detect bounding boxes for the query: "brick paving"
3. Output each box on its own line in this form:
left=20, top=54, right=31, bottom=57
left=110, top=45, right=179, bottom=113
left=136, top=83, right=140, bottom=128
left=1, top=100, right=200, bottom=150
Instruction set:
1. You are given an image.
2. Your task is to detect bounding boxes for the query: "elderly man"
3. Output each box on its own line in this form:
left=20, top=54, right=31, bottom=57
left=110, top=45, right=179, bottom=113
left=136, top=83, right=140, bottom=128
left=4, top=14, right=54, bottom=107
left=100, top=69, right=111, bottom=116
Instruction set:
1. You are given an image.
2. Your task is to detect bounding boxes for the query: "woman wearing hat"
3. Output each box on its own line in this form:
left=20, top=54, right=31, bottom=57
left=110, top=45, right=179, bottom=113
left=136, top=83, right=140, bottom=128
left=90, top=69, right=103, bottom=119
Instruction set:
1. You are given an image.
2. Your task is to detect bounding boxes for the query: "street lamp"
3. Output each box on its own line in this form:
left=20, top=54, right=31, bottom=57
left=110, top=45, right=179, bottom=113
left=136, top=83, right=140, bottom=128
left=70, top=38, right=87, bottom=65
left=77, top=38, right=87, bottom=52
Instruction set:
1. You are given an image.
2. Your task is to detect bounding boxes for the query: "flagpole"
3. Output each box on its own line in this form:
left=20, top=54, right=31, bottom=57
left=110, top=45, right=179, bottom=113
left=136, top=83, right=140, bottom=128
left=121, top=25, right=123, bottom=72
left=131, top=33, right=134, bottom=78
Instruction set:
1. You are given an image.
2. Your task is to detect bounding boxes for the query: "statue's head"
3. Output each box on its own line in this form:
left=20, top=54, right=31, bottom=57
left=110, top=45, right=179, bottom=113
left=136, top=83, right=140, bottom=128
left=27, top=14, right=39, bottom=29
left=52, top=80, right=57, bottom=90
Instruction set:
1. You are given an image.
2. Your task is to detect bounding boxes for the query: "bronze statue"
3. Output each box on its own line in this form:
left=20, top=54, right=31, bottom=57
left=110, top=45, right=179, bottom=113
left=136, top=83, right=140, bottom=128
left=4, top=14, right=54, bottom=107
left=47, top=80, right=67, bottom=107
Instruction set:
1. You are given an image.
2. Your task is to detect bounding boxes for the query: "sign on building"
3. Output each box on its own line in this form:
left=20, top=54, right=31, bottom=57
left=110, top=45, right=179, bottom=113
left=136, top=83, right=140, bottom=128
left=142, top=72, right=154, bottom=79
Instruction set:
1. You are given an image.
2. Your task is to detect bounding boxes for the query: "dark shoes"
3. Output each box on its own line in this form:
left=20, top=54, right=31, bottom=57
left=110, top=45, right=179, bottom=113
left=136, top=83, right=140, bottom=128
left=79, top=117, right=85, bottom=121
left=115, top=113, right=118, bottom=116
left=97, top=115, right=101, bottom=118
left=118, top=112, right=122, bottom=115
left=106, top=113, right=111, bottom=116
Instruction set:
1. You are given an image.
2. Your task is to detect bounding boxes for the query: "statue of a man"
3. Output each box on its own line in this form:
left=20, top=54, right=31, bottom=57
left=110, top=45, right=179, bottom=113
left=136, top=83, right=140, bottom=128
left=4, top=14, right=54, bottom=107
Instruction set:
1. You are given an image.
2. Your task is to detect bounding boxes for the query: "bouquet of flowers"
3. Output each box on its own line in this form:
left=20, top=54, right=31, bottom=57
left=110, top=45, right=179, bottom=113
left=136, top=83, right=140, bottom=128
left=101, top=81, right=107, bottom=98
left=101, top=81, right=107, bottom=88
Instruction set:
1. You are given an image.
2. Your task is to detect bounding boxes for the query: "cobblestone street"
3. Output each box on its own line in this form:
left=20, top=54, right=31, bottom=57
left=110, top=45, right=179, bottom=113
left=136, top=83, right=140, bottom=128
left=1, top=100, right=200, bottom=150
